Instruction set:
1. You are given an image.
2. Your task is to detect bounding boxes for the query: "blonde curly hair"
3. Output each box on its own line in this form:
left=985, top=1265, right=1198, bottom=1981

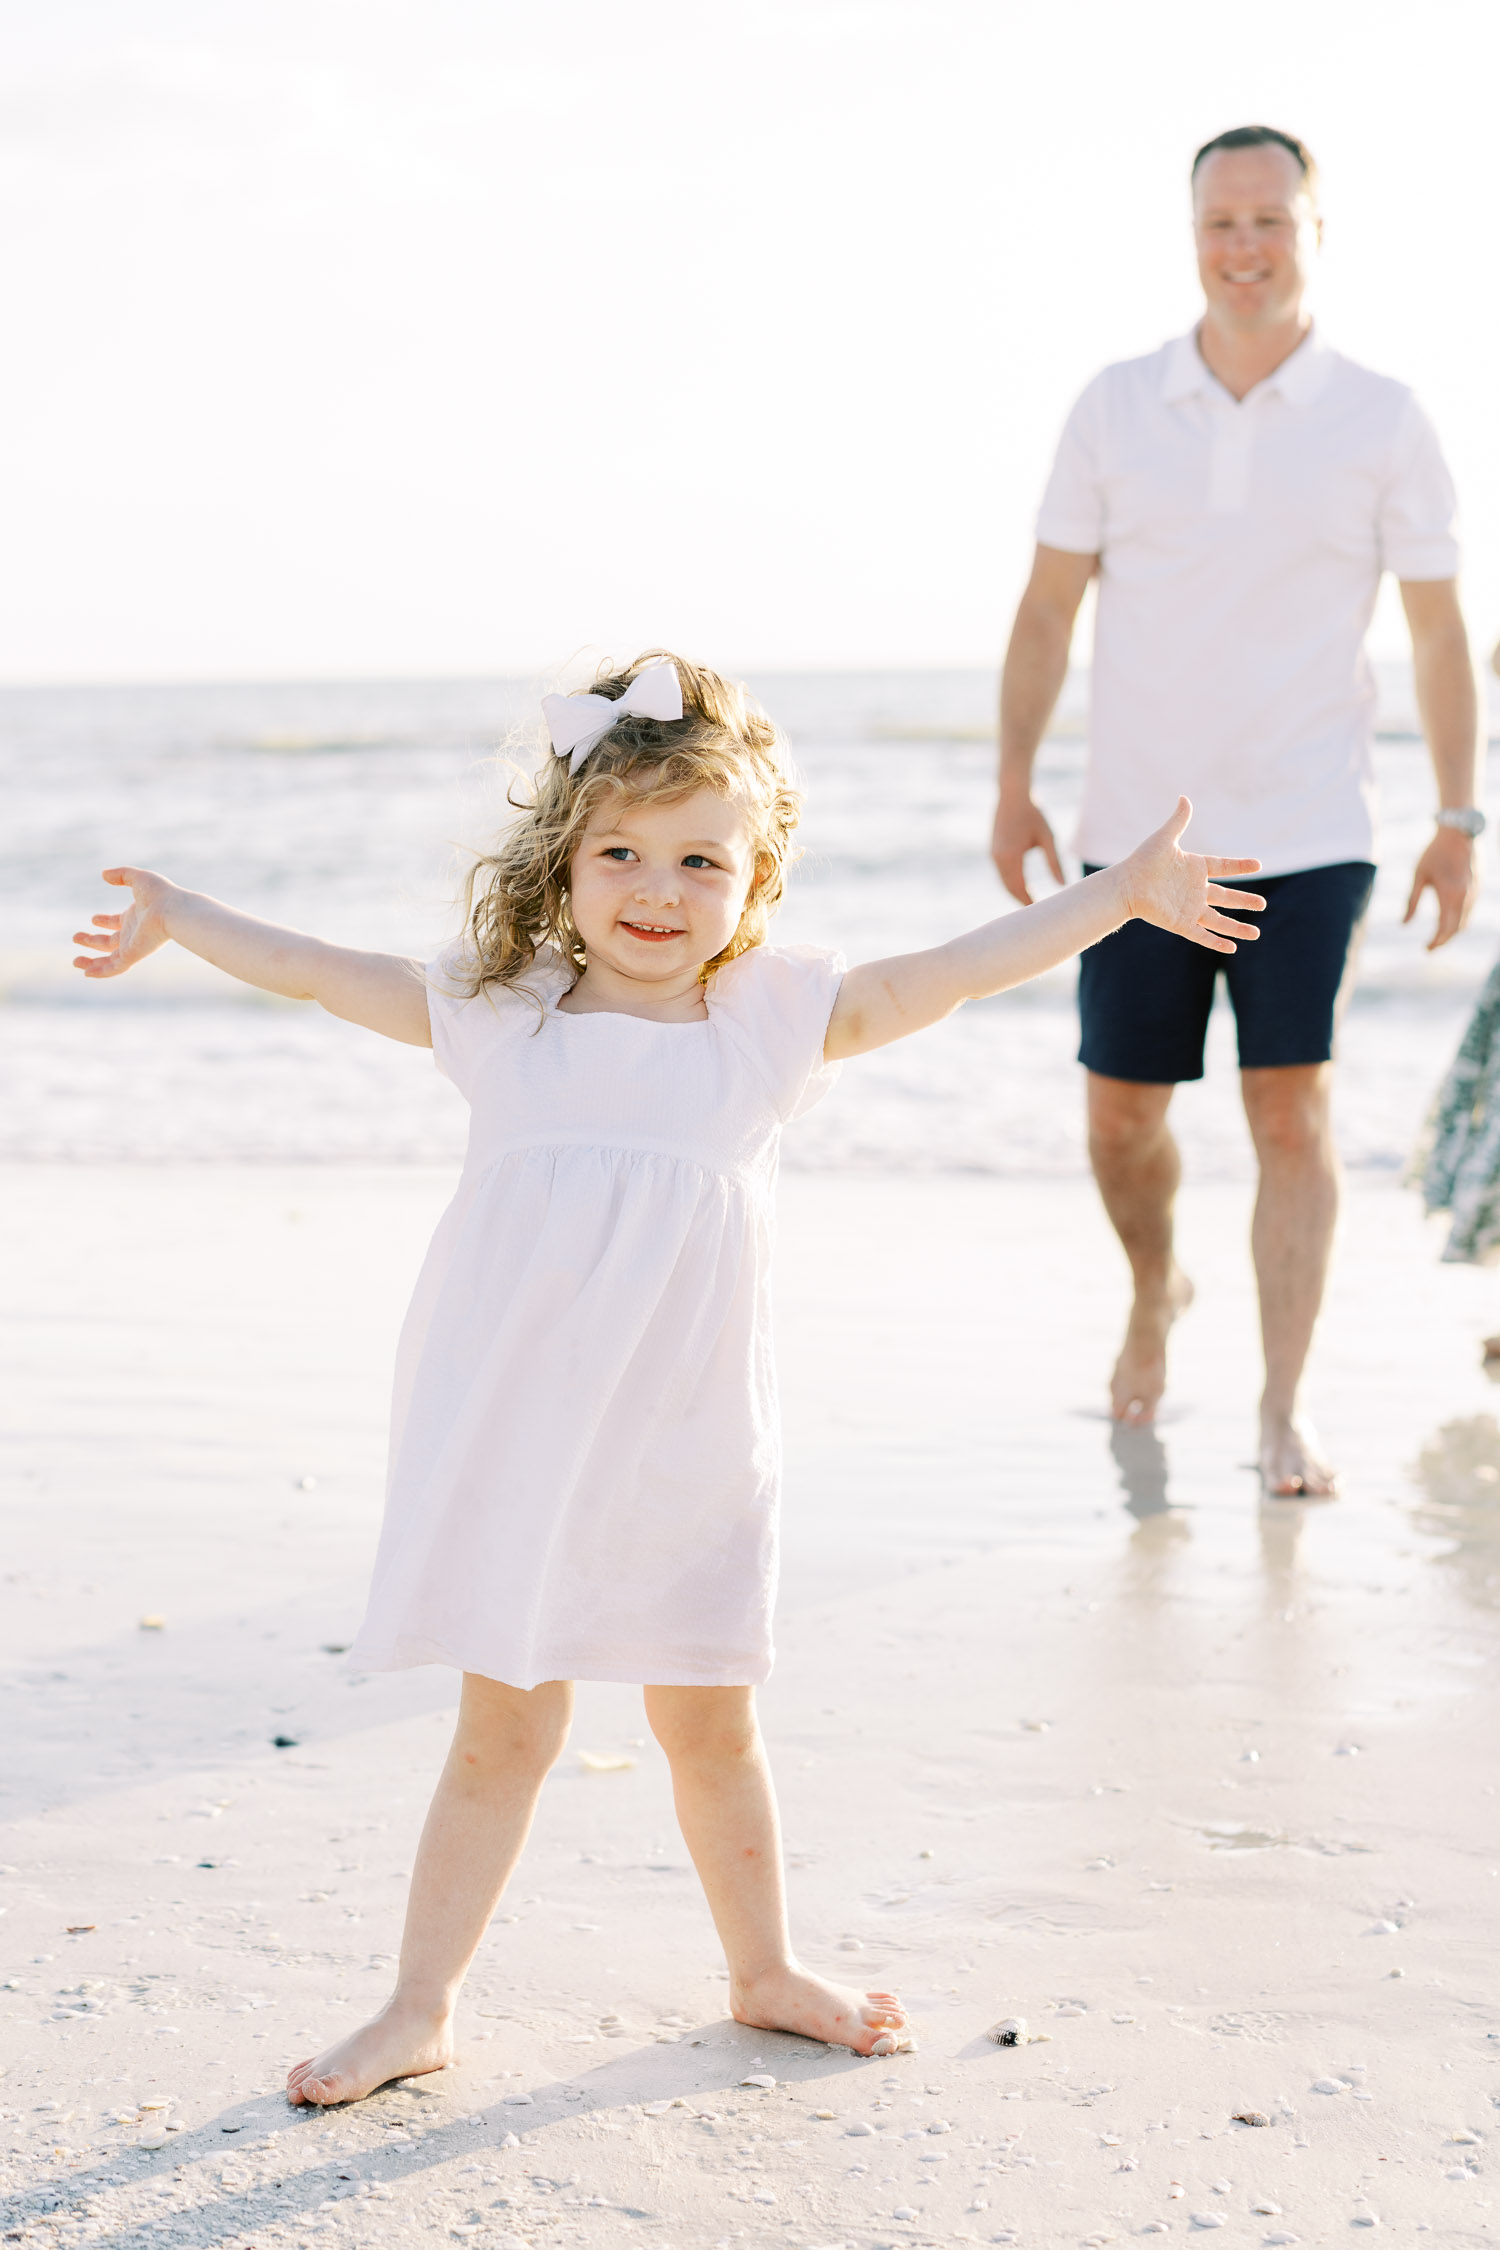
left=457, top=651, right=803, bottom=997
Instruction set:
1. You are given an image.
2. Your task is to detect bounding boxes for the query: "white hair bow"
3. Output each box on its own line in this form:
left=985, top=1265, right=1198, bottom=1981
left=541, top=660, right=684, bottom=777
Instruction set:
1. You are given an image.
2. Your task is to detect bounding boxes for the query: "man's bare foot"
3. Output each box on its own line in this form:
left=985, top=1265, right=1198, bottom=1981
left=286, top=2001, right=454, bottom=2107
left=1259, top=1410, right=1338, bottom=1499
left=732, top=1963, right=910, bottom=2056
left=1110, top=1266, right=1194, bottom=1424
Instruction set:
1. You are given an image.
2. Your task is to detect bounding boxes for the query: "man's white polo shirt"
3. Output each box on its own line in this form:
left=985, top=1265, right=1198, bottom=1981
left=1035, top=327, right=1459, bottom=876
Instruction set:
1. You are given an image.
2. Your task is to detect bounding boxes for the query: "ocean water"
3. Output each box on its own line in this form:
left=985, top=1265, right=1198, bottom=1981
left=5, top=665, right=1499, bottom=1177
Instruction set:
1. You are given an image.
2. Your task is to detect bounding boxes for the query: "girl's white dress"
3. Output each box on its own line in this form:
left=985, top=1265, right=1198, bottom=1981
left=347, top=941, right=844, bottom=1690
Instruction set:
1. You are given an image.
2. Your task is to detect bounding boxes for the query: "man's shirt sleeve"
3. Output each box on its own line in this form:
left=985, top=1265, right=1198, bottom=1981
left=1034, top=374, right=1107, bottom=556
left=1379, top=394, right=1461, bottom=581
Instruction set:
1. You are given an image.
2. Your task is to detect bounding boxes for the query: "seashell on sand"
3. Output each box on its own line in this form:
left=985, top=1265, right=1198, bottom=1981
left=987, top=2016, right=1038, bottom=2046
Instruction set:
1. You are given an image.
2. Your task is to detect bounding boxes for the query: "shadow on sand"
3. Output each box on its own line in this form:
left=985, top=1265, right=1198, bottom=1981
left=5, top=2019, right=898, bottom=2248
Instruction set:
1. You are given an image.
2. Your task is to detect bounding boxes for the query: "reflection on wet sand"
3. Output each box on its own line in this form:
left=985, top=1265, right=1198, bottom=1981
left=1411, top=1411, right=1500, bottom=1607
left=1255, top=1487, right=1309, bottom=1595
left=1108, top=1421, right=1180, bottom=1523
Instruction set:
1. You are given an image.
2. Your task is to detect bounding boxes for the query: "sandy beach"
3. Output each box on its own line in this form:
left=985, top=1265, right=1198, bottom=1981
left=4, top=1161, right=1500, bottom=2248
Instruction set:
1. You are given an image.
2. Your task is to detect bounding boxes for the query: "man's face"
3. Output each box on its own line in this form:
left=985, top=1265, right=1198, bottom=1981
left=1193, top=144, right=1320, bottom=333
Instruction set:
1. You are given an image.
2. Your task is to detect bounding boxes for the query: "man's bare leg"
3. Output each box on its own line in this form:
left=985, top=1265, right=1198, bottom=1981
left=1241, top=1063, right=1339, bottom=1497
left=1087, top=1072, right=1194, bottom=1423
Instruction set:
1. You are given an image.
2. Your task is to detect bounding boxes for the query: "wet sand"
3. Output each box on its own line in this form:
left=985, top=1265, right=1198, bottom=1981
left=4, top=1164, right=1500, bottom=2247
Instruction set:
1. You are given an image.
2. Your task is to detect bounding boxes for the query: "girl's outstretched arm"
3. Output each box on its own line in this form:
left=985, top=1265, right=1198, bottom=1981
left=72, top=868, right=432, bottom=1046
left=825, top=797, right=1263, bottom=1063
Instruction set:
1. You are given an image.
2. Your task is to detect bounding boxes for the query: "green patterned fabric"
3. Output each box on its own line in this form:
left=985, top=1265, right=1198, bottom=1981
left=1412, top=956, right=1500, bottom=1263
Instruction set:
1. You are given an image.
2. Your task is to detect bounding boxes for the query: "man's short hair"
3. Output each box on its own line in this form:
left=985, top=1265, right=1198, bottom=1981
left=1191, top=125, right=1319, bottom=206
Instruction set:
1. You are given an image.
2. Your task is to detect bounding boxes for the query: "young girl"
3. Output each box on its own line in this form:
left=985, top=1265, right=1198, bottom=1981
left=73, top=651, right=1261, bottom=2107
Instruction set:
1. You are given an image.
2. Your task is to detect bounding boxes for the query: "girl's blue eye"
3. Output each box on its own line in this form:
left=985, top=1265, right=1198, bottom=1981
left=682, top=854, right=713, bottom=870
left=604, top=847, right=634, bottom=861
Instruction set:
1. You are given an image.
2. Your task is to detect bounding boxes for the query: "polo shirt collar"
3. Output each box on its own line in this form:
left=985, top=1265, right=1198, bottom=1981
left=1269, top=324, right=1333, bottom=406
left=1162, top=331, right=1211, bottom=404
left=1161, top=322, right=1333, bottom=408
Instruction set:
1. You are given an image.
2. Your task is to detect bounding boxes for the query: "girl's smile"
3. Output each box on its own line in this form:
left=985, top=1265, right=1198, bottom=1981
left=618, top=918, right=688, bottom=942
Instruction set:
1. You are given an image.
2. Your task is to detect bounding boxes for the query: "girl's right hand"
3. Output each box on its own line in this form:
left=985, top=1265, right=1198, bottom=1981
left=1118, top=798, right=1264, bottom=955
left=73, top=867, right=175, bottom=978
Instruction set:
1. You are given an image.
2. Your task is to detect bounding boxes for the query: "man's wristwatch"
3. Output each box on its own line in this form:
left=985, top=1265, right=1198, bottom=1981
left=1437, top=806, right=1487, bottom=838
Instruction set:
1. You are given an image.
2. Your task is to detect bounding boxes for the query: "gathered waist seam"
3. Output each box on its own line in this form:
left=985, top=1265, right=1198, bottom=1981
left=461, top=1138, right=773, bottom=1189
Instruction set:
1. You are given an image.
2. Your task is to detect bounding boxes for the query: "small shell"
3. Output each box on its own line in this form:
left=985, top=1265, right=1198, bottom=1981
left=988, top=2017, right=1029, bottom=2046
left=739, top=2074, right=775, bottom=2090
left=1233, top=2109, right=1272, bottom=2127
left=1311, top=2077, right=1348, bottom=2094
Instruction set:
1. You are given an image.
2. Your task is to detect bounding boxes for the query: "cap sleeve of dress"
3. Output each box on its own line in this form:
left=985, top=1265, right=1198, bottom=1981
left=424, top=944, right=562, bottom=1100
left=709, top=943, right=846, bottom=1121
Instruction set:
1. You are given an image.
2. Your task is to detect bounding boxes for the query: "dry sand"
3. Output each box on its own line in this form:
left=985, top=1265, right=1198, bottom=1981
left=4, top=1163, right=1500, bottom=2248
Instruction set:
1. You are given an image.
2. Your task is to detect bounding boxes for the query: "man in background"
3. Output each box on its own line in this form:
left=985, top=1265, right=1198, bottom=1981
left=992, top=124, right=1481, bottom=1494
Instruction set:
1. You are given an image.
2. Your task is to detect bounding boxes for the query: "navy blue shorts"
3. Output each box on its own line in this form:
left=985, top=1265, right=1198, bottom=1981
left=1077, top=860, right=1376, bottom=1084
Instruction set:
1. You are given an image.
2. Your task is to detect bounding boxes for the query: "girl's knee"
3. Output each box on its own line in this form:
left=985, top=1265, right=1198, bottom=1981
left=457, top=1675, right=573, bottom=1774
left=645, top=1686, right=759, bottom=1767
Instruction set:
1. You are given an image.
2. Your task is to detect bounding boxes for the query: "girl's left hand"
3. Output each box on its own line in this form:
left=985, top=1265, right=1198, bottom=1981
left=1121, top=798, right=1264, bottom=954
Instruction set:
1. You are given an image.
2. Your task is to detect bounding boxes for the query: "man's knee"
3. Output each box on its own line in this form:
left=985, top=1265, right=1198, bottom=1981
left=1241, top=1066, right=1332, bottom=1162
left=1087, top=1073, right=1175, bottom=1164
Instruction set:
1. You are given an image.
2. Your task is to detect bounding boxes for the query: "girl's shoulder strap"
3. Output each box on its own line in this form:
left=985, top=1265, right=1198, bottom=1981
left=708, top=943, right=846, bottom=1121
left=424, top=942, right=568, bottom=1093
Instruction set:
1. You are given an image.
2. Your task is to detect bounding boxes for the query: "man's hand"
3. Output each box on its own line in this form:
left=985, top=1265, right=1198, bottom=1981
left=1404, top=825, right=1479, bottom=951
left=991, top=796, right=1065, bottom=905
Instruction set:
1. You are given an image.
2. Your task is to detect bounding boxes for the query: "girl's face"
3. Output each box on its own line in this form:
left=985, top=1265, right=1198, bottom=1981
left=568, top=784, right=757, bottom=987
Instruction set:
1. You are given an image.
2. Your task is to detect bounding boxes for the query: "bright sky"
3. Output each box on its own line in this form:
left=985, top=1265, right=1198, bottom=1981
left=5, top=0, right=1499, bottom=681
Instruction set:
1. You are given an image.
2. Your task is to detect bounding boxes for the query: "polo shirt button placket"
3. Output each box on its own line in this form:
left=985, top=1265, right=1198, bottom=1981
left=1209, top=399, right=1254, bottom=516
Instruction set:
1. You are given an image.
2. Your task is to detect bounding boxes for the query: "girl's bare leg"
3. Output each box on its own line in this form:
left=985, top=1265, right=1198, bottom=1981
left=644, top=1685, right=907, bottom=2056
left=287, top=1674, right=574, bottom=2106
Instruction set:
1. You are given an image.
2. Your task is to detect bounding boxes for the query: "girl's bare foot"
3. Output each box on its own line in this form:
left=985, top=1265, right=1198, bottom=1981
left=1483, top=1335, right=1500, bottom=1362
left=732, top=1963, right=910, bottom=2056
left=1110, top=1266, right=1194, bottom=1424
left=286, top=2001, right=454, bottom=2107
left=1259, top=1410, right=1338, bottom=1499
